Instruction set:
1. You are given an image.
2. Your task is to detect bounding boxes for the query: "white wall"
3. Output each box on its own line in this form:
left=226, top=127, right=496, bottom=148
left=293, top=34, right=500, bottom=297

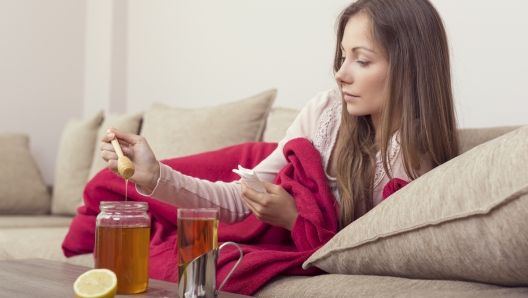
left=126, top=0, right=350, bottom=113
left=0, top=0, right=86, bottom=185
left=434, top=0, right=528, bottom=128
left=83, top=0, right=112, bottom=118
left=2, top=0, right=527, bottom=184
left=124, top=0, right=528, bottom=128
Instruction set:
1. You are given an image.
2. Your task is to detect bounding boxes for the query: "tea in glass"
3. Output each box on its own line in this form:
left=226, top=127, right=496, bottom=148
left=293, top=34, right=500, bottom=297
left=177, top=208, right=219, bottom=284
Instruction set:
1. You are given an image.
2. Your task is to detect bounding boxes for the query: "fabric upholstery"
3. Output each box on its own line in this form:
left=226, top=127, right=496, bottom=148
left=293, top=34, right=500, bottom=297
left=0, top=227, right=72, bottom=262
left=140, top=89, right=276, bottom=160
left=0, top=226, right=94, bottom=267
left=263, top=107, right=300, bottom=142
left=51, top=111, right=103, bottom=215
left=304, top=125, right=528, bottom=286
left=256, top=275, right=528, bottom=298
left=88, top=111, right=143, bottom=180
left=0, top=133, right=51, bottom=214
left=458, top=125, right=521, bottom=153
left=0, top=215, right=73, bottom=228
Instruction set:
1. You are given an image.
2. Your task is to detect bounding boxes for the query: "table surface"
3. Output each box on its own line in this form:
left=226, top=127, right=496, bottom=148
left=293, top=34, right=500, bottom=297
left=0, top=259, right=251, bottom=298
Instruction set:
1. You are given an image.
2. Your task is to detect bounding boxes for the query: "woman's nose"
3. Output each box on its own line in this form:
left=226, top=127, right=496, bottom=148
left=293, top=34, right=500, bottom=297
left=335, top=64, right=351, bottom=85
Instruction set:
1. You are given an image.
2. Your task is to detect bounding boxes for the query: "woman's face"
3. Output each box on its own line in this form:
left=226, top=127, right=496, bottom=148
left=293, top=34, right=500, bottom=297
left=335, top=13, right=389, bottom=128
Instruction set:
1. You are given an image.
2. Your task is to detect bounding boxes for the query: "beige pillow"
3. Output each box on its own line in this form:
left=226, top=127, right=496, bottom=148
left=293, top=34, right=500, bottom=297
left=263, top=107, right=300, bottom=143
left=87, top=111, right=143, bottom=180
left=0, top=133, right=51, bottom=214
left=140, top=89, right=276, bottom=160
left=304, top=125, right=528, bottom=286
left=51, top=111, right=103, bottom=215
left=458, top=125, right=521, bottom=153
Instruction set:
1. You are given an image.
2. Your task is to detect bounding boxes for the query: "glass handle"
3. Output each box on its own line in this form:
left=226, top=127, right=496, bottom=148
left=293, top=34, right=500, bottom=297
left=215, top=242, right=243, bottom=296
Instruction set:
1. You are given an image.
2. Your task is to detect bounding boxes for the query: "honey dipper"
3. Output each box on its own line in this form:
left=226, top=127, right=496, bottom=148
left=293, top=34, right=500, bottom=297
left=108, top=129, right=135, bottom=179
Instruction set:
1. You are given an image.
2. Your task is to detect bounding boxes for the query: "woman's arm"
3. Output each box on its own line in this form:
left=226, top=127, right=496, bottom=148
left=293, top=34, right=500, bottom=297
left=133, top=89, right=336, bottom=225
left=137, top=163, right=251, bottom=224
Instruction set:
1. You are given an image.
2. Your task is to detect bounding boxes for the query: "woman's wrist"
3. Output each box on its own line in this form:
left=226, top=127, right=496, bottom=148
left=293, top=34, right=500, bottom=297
left=143, top=161, right=161, bottom=194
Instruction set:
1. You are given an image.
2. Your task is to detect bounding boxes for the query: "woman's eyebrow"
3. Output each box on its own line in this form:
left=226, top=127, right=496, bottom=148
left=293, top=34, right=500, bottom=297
left=352, top=46, right=375, bottom=53
left=340, top=44, right=375, bottom=53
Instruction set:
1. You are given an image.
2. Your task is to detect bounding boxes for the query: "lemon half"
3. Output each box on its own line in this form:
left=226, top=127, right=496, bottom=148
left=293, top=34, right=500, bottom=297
left=73, top=268, right=117, bottom=298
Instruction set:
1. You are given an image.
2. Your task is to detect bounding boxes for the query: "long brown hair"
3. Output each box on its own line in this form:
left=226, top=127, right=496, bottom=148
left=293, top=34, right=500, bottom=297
left=334, top=0, right=459, bottom=229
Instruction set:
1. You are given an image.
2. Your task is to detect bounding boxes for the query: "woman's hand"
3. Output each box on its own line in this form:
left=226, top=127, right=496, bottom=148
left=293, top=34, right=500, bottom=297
left=100, top=127, right=160, bottom=192
left=240, top=181, right=298, bottom=230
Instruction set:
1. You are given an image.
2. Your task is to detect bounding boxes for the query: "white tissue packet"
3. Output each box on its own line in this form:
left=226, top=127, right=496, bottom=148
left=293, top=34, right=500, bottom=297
left=232, top=165, right=267, bottom=193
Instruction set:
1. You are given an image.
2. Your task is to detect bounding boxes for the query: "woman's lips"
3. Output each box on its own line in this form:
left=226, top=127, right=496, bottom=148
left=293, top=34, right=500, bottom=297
left=343, top=92, right=359, bottom=101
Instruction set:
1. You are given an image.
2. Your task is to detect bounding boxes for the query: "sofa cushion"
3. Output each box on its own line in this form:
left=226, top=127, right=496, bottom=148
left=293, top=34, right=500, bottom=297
left=304, top=124, right=528, bottom=286
left=458, top=125, right=521, bottom=153
left=0, top=215, right=73, bottom=228
left=87, top=111, right=143, bottom=180
left=0, top=133, right=51, bottom=214
left=255, top=275, right=528, bottom=298
left=263, top=107, right=300, bottom=143
left=51, top=111, right=103, bottom=215
left=140, top=89, right=276, bottom=160
left=0, top=226, right=94, bottom=268
left=0, top=227, right=71, bottom=262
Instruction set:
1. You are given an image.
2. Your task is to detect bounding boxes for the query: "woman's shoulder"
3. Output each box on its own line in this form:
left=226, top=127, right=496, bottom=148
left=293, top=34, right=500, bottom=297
left=299, top=88, right=341, bottom=119
left=281, top=88, right=341, bottom=141
left=293, top=88, right=342, bottom=158
left=305, top=88, right=341, bottom=110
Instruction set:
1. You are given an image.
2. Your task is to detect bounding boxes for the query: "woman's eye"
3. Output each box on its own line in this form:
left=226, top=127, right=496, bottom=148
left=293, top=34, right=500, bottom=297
left=339, top=56, right=346, bottom=63
left=356, top=60, right=370, bottom=67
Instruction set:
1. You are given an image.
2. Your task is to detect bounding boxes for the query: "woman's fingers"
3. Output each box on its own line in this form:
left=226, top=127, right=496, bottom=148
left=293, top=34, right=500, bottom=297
left=262, top=181, right=281, bottom=195
left=241, top=186, right=278, bottom=219
left=101, top=148, right=118, bottom=162
left=101, top=128, right=133, bottom=158
left=100, top=140, right=115, bottom=151
left=109, top=127, right=141, bottom=145
left=105, top=158, right=121, bottom=177
left=240, top=182, right=268, bottom=217
left=241, top=195, right=259, bottom=216
left=101, top=141, right=117, bottom=161
left=240, top=181, right=259, bottom=208
left=242, top=183, right=266, bottom=205
left=117, top=140, right=132, bottom=155
left=240, top=181, right=298, bottom=230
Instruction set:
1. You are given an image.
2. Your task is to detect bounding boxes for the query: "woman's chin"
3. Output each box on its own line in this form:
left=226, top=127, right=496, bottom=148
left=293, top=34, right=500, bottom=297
left=345, top=105, right=364, bottom=117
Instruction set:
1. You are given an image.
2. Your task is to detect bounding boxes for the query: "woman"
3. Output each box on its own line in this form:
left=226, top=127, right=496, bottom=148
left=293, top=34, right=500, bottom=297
left=101, top=0, right=459, bottom=231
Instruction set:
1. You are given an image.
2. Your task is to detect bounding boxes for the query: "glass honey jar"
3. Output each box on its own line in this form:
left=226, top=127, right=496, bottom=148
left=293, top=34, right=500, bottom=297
left=95, top=201, right=150, bottom=294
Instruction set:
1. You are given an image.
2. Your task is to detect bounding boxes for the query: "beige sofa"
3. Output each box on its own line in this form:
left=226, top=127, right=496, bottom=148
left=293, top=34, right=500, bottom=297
left=1, top=89, right=527, bottom=297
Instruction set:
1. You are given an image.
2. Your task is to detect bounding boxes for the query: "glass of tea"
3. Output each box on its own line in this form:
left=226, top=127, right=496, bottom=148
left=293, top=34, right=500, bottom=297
left=95, top=201, right=150, bottom=294
left=177, top=208, right=243, bottom=298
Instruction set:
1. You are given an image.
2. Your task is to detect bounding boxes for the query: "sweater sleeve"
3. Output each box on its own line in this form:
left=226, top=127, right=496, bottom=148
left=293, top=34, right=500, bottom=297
left=252, top=89, right=333, bottom=182
left=136, top=89, right=335, bottom=224
left=137, top=163, right=250, bottom=225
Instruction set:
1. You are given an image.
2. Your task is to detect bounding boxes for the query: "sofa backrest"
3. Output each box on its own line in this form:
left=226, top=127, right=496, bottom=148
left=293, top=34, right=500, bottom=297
left=458, top=126, right=522, bottom=153
left=262, top=107, right=523, bottom=154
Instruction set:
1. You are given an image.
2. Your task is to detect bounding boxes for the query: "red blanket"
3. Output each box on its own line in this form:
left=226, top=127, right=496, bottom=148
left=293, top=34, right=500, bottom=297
left=62, top=138, right=338, bottom=295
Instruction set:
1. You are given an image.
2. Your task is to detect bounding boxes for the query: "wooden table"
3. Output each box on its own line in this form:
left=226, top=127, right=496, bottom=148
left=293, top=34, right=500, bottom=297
left=0, top=259, right=250, bottom=297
